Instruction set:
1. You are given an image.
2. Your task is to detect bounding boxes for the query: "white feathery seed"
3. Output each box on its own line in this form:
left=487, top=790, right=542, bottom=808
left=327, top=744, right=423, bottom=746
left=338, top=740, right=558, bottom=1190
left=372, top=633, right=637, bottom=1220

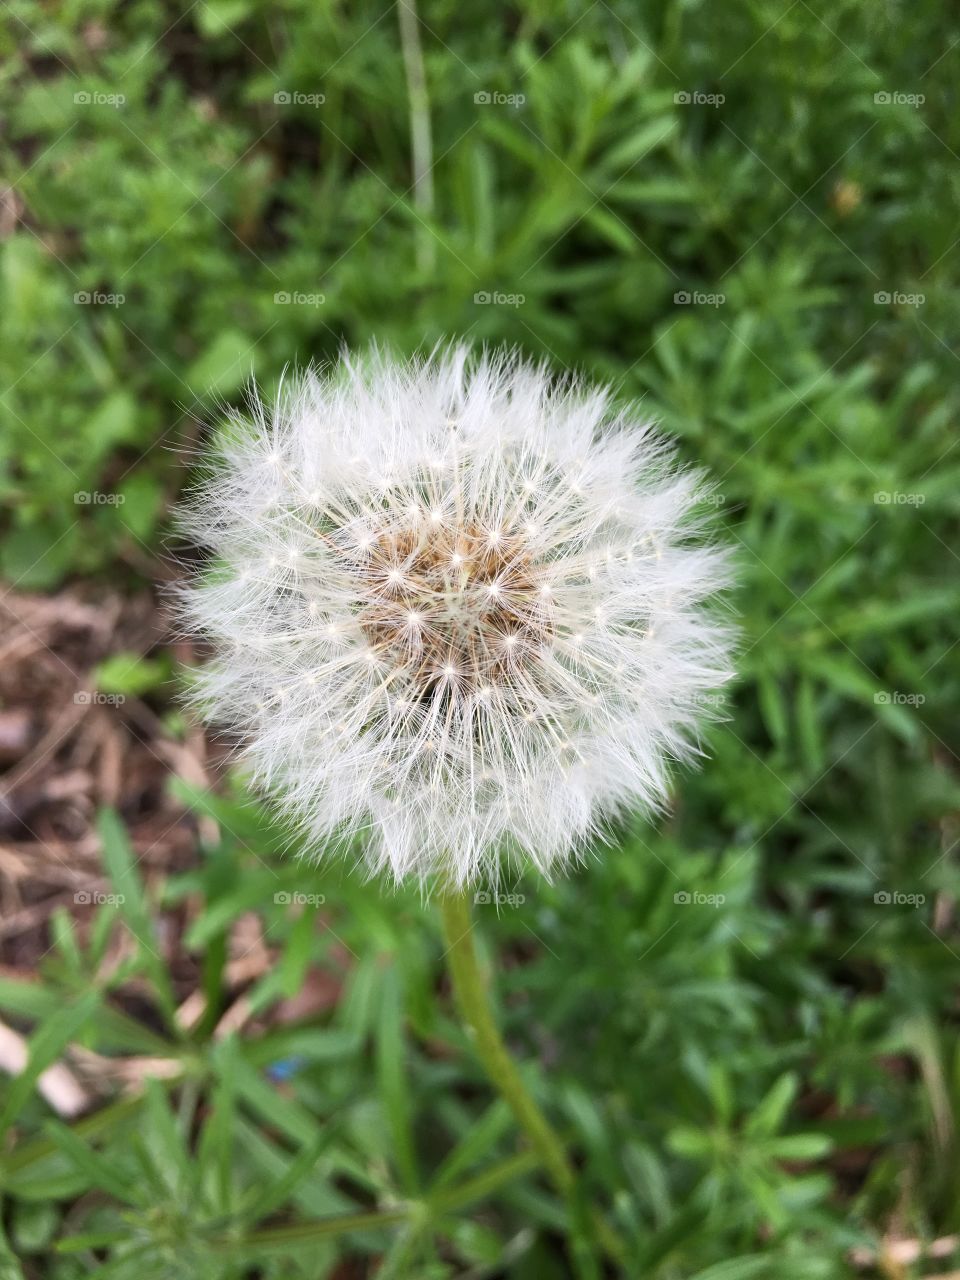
left=177, top=345, right=735, bottom=888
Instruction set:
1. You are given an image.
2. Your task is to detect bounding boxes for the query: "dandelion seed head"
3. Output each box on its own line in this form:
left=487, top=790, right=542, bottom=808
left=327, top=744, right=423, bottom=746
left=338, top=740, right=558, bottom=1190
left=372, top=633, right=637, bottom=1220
left=177, top=345, right=735, bottom=887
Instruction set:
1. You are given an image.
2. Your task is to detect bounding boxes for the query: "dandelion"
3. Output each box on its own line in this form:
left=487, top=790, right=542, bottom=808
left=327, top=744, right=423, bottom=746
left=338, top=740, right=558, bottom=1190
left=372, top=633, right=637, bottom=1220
left=177, top=345, right=734, bottom=888
left=177, top=344, right=735, bottom=1252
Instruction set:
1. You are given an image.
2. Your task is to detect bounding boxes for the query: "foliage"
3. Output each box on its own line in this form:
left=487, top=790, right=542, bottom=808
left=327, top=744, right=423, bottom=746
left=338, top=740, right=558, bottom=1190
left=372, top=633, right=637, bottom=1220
left=0, top=0, right=958, bottom=1275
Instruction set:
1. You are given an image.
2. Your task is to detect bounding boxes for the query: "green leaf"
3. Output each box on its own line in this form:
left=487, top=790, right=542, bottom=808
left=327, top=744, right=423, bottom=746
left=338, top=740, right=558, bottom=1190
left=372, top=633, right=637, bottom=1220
left=688, top=1256, right=770, bottom=1280
left=185, top=330, right=256, bottom=397
left=745, top=1073, right=798, bottom=1138
left=666, top=1127, right=714, bottom=1158
left=97, top=809, right=178, bottom=1024
left=758, top=674, right=789, bottom=745
left=43, top=1121, right=141, bottom=1205
left=141, top=1079, right=192, bottom=1198
left=93, top=651, right=170, bottom=697
left=0, top=523, right=78, bottom=589
left=763, top=1134, right=833, bottom=1161
left=430, top=1101, right=513, bottom=1191
left=0, top=990, right=100, bottom=1139
left=376, top=966, right=419, bottom=1194
left=196, top=0, right=254, bottom=37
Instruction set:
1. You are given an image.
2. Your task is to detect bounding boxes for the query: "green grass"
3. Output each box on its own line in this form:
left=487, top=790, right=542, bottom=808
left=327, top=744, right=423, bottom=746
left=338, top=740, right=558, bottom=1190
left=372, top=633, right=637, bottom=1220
left=1, top=0, right=959, bottom=1275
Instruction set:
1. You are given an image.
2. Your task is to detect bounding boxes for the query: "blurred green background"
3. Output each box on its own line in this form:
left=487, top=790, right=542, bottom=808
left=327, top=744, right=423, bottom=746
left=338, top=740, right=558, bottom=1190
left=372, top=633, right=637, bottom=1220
left=0, top=0, right=958, bottom=1276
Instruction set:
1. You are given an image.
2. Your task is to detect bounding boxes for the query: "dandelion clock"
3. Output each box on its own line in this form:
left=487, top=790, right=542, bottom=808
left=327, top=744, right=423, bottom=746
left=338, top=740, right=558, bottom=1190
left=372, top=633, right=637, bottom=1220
left=177, top=345, right=735, bottom=1254
left=178, top=345, right=734, bottom=884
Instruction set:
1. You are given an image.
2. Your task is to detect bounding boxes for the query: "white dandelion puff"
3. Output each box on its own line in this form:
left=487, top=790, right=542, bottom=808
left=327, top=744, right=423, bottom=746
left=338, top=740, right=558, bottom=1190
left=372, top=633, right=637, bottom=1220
left=176, top=345, right=735, bottom=888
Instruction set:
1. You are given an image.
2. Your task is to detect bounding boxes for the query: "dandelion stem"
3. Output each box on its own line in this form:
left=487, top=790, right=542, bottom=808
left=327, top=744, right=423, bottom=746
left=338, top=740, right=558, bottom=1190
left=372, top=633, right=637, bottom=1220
left=440, top=888, right=573, bottom=1193
left=439, top=890, right=625, bottom=1265
left=397, top=0, right=435, bottom=275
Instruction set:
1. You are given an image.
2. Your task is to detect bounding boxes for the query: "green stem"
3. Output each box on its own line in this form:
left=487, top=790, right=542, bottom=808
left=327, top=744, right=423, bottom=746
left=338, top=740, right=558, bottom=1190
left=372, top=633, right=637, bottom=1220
left=397, top=0, right=435, bottom=276
left=205, top=1151, right=539, bottom=1254
left=439, top=889, right=575, bottom=1197
left=440, top=891, right=626, bottom=1268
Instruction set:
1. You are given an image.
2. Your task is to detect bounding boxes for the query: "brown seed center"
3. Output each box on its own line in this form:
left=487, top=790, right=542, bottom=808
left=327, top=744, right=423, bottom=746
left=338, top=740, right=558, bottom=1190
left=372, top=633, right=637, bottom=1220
left=350, top=520, right=551, bottom=700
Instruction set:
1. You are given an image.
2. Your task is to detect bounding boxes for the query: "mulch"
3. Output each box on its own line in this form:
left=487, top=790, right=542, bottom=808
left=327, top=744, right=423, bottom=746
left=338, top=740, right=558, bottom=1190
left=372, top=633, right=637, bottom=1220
left=0, top=584, right=205, bottom=969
